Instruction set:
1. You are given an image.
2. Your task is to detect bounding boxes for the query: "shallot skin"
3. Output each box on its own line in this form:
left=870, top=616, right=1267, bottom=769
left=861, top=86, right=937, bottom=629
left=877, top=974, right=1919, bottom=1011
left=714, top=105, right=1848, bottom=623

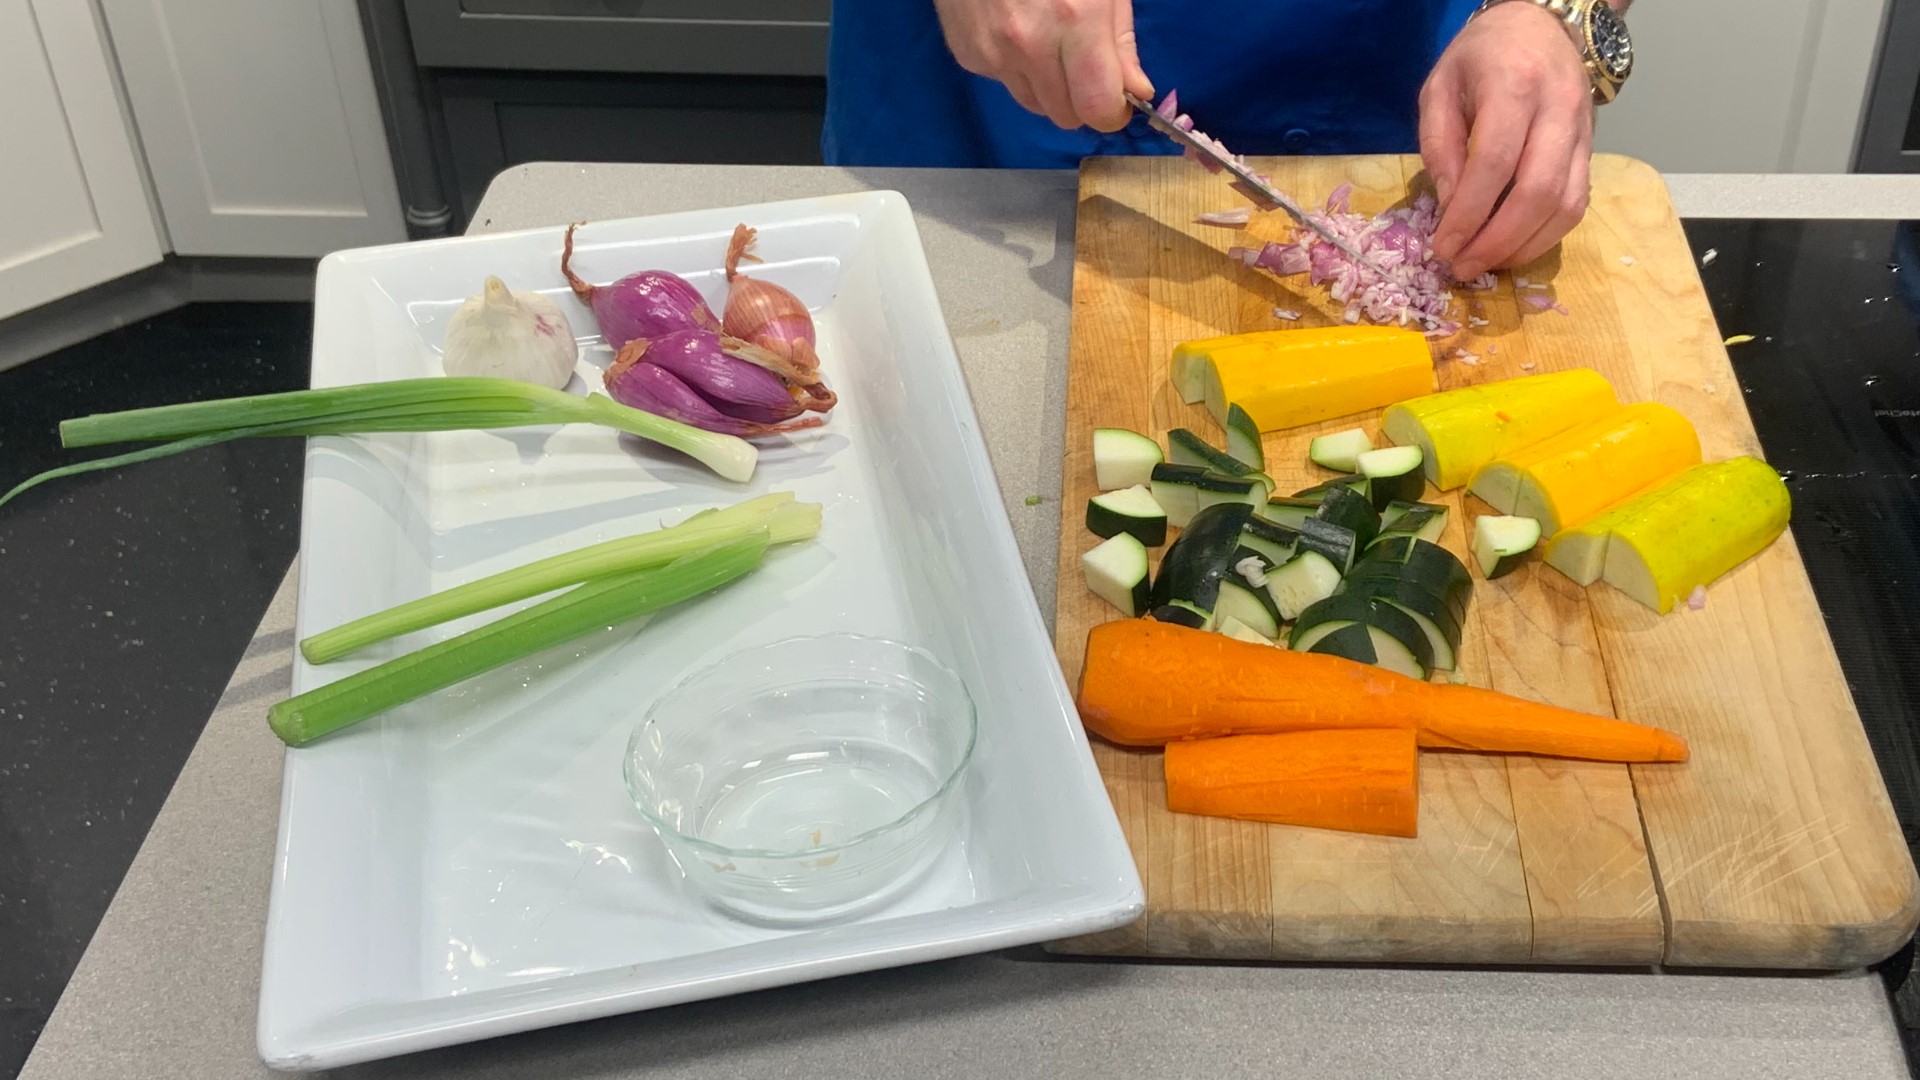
left=723, top=225, right=823, bottom=377
left=719, top=224, right=835, bottom=409
left=623, top=329, right=828, bottom=426
left=603, top=355, right=822, bottom=439
left=560, top=222, right=717, bottom=350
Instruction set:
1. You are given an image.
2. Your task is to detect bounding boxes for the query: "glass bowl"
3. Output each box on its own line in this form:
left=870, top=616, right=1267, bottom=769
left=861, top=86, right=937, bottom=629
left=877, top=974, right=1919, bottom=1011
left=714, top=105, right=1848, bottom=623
left=623, top=634, right=977, bottom=924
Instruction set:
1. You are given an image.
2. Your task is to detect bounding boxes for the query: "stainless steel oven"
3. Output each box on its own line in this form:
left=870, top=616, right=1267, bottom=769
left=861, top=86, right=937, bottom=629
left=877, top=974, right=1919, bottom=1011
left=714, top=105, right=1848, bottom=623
left=1859, top=0, right=1920, bottom=172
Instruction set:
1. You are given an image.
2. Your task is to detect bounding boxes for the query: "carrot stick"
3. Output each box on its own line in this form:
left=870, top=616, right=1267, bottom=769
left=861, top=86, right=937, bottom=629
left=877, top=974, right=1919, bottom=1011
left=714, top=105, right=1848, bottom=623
left=1165, top=729, right=1420, bottom=838
left=1077, top=619, right=1688, bottom=763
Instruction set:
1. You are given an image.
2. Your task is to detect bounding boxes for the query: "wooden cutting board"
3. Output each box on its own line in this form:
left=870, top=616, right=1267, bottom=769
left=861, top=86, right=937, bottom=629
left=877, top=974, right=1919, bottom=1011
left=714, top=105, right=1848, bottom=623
left=1048, top=153, right=1920, bottom=968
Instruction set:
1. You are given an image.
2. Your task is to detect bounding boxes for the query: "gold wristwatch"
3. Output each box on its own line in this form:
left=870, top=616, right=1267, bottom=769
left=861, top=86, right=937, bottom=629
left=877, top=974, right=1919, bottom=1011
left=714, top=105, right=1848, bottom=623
left=1475, top=0, right=1634, bottom=103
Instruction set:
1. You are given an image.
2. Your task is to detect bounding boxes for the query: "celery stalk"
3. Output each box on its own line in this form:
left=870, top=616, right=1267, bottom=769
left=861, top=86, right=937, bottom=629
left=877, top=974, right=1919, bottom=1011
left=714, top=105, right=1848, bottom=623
left=267, top=531, right=771, bottom=747
left=299, top=493, right=820, bottom=663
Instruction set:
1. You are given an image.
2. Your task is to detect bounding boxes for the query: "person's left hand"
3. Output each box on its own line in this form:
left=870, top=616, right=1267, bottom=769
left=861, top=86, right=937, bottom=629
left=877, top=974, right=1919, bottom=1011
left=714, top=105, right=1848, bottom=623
left=1420, top=1, right=1597, bottom=281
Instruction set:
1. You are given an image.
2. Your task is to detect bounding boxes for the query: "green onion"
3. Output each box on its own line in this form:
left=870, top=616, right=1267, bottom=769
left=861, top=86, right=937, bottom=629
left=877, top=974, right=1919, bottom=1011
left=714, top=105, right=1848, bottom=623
left=267, top=530, right=771, bottom=747
left=299, top=491, right=820, bottom=663
left=0, top=377, right=757, bottom=510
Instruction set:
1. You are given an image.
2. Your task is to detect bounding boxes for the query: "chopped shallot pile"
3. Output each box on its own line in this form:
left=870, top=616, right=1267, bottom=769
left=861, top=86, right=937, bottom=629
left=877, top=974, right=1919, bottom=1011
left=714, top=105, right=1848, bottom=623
left=1227, top=184, right=1464, bottom=335
left=1149, top=90, right=1602, bottom=337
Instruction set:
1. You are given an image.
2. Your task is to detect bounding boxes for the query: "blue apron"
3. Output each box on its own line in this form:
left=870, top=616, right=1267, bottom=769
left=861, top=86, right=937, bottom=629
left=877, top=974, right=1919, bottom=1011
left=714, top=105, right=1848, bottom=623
left=823, top=0, right=1482, bottom=168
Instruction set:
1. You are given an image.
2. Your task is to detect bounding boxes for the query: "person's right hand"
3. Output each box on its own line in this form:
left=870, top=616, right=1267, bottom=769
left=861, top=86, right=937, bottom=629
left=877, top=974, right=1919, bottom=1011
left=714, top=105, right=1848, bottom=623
left=932, top=0, right=1154, bottom=132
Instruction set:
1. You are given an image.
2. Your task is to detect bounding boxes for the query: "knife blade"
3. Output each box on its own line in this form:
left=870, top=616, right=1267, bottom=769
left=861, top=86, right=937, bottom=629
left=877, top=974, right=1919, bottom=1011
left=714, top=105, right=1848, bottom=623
left=1125, top=94, right=1396, bottom=281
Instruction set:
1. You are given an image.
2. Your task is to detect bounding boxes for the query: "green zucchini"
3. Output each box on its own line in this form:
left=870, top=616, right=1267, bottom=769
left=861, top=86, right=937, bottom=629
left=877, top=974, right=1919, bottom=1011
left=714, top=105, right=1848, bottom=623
left=1149, top=502, right=1255, bottom=616
left=1289, top=594, right=1435, bottom=677
left=1473, top=514, right=1542, bottom=579
left=1152, top=601, right=1213, bottom=629
left=1265, top=549, right=1343, bottom=620
left=1082, top=532, right=1150, bottom=617
left=1216, top=614, right=1277, bottom=647
left=1168, top=428, right=1258, bottom=477
left=1149, top=463, right=1207, bottom=528
left=1194, top=472, right=1269, bottom=515
left=1086, top=484, right=1168, bottom=546
left=1336, top=577, right=1465, bottom=671
left=1292, top=474, right=1370, bottom=504
left=1369, top=502, right=1448, bottom=548
left=1295, top=517, right=1359, bottom=574
left=1308, top=427, right=1374, bottom=472
left=1381, top=499, right=1448, bottom=529
left=1258, top=496, right=1319, bottom=531
left=1349, top=536, right=1473, bottom=623
left=1224, top=404, right=1266, bottom=472
left=1217, top=578, right=1281, bottom=640
left=1239, top=515, right=1300, bottom=564
left=1300, top=621, right=1427, bottom=680
left=1357, top=445, right=1426, bottom=511
left=1311, top=484, right=1380, bottom=550
left=1093, top=427, right=1164, bottom=491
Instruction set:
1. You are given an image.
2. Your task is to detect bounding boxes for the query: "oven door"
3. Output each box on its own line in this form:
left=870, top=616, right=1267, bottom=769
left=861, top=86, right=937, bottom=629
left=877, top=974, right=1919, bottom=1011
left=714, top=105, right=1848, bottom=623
left=1857, top=0, right=1920, bottom=172
left=402, top=0, right=831, bottom=77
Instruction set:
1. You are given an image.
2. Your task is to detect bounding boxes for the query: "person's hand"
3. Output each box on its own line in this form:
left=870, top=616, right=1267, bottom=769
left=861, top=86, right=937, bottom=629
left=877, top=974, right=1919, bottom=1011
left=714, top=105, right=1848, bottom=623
left=932, top=0, right=1154, bottom=132
left=1419, top=1, right=1597, bottom=280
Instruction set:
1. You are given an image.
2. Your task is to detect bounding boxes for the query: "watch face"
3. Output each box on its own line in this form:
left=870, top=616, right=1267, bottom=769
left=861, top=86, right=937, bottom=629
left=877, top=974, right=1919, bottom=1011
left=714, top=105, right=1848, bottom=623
left=1589, top=3, right=1633, bottom=81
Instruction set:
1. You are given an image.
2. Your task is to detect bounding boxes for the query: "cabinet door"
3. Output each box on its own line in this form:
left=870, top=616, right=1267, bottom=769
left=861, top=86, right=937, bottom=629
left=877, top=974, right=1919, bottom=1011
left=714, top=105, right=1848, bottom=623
left=0, top=0, right=164, bottom=320
left=101, top=0, right=407, bottom=258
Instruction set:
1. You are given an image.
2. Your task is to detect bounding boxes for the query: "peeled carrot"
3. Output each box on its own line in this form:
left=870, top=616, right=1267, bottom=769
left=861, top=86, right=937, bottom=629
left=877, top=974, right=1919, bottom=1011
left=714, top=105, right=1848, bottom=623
left=1078, top=619, right=1688, bottom=763
left=1165, top=729, right=1420, bottom=838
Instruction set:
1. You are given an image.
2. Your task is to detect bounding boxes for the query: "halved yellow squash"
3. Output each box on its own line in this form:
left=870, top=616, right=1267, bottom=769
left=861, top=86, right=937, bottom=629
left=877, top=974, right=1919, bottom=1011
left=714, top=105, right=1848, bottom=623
left=1171, top=326, right=1435, bottom=433
left=1545, top=456, right=1790, bottom=612
left=1379, top=369, right=1619, bottom=491
left=1468, top=402, right=1701, bottom=536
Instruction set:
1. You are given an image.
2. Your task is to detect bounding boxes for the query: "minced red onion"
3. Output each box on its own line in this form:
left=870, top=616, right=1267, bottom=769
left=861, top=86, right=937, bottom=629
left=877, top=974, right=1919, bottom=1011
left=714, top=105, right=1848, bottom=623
left=1273, top=308, right=1301, bottom=321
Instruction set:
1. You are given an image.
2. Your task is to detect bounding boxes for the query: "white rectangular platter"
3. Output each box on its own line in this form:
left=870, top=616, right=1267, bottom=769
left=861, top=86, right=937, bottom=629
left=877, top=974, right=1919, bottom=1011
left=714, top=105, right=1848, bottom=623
left=258, top=192, right=1143, bottom=1070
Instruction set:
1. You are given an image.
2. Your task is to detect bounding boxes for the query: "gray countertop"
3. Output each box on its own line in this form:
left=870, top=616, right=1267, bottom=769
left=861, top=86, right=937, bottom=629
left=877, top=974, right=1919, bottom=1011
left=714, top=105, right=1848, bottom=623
left=21, top=164, right=1920, bottom=1080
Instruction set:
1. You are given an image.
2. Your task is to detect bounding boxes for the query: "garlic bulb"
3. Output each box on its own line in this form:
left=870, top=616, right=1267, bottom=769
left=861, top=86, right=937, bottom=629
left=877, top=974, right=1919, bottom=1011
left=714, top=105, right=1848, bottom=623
left=441, top=276, right=578, bottom=389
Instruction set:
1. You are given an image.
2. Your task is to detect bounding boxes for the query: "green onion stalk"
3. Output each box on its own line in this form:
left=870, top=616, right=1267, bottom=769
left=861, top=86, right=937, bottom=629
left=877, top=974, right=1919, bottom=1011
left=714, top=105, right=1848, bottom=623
left=299, top=491, right=820, bottom=663
left=267, top=530, right=772, bottom=747
left=0, top=377, right=759, bottom=509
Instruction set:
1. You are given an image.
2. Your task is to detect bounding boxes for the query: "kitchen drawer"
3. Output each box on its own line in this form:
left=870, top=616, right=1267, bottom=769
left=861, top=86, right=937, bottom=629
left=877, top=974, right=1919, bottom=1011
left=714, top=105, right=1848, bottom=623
left=403, top=0, right=829, bottom=77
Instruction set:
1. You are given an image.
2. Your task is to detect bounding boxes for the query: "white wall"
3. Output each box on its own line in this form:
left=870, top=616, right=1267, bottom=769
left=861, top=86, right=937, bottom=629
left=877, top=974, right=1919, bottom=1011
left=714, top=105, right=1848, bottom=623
left=1596, top=0, right=1889, bottom=173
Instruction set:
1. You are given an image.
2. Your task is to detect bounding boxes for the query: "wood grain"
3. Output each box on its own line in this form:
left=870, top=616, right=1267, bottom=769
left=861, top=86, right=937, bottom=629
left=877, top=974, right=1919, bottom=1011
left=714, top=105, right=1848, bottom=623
left=1046, top=153, right=1918, bottom=968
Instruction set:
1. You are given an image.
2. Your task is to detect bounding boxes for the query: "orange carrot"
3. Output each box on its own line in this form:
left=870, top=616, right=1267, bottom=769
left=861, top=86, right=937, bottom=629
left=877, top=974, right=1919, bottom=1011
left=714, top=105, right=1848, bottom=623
left=1077, top=619, right=1689, bottom=763
left=1165, top=729, right=1420, bottom=838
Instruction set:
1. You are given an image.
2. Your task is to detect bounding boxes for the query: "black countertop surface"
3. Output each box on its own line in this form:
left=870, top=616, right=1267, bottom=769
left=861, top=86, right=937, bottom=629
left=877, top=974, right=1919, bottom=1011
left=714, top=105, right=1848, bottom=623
left=0, top=224, right=1918, bottom=1078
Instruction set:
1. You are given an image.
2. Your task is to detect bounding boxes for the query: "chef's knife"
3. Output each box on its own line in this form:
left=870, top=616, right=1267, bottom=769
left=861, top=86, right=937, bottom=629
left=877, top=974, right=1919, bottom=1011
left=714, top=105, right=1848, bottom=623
left=1125, top=94, right=1395, bottom=281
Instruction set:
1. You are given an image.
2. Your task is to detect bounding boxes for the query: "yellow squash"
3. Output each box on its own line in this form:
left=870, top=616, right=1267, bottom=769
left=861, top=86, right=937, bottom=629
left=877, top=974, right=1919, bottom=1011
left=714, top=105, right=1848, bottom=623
left=1544, top=456, right=1790, bottom=612
left=1468, top=402, right=1701, bottom=536
left=1171, top=326, right=1435, bottom=433
left=1379, top=369, right=1619, bottom=491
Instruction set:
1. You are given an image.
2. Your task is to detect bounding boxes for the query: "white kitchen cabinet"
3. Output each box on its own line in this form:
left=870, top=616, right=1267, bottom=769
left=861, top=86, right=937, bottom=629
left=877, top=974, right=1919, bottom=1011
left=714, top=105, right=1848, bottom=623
left=100, top=0, right=406, bottom=258
left=0, top=0, right=164, bottom=321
